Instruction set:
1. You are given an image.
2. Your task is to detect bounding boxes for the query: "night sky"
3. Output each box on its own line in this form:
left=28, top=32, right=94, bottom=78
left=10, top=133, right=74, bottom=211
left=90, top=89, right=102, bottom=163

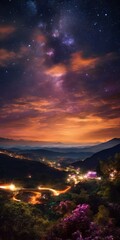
left=0, top=0, right=120, bottom=143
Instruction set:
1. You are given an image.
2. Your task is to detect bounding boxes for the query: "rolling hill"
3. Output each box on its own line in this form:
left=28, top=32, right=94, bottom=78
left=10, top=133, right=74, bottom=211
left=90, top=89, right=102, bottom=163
left=0, top=152, right=67, bottom=187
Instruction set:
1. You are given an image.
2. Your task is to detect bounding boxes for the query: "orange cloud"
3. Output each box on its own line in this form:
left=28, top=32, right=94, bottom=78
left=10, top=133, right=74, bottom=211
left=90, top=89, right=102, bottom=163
left=45, top=51, right=115, bottom=77
left=71, top=51, right=119, bottom=72
left=46, top=64, right=67, bottom=77
left=66, top=116, right=102, bottom=123
left=33, top=31, right=47, bottom=47
left=0, top=25, right=16, bottom=39
left=71, top=52, right=98, bottom=71
left=0, top=46, right=29, bottom=66
left=36, top=34, right=46, bottom=43
left=18, top=46, right=30, bottom=58
left=0, top=49, right=16, bottom=66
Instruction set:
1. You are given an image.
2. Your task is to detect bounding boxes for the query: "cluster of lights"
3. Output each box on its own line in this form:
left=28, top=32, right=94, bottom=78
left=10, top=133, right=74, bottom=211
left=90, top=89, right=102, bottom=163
left=0, top=170, right=102, bottom=205
left=41, top=158, right=63, bottom=171
left=0, top=150, right=29, bottom=160
left=67, top=171, right=101, bottom=185
left=67, top=173, right=84, bottom=185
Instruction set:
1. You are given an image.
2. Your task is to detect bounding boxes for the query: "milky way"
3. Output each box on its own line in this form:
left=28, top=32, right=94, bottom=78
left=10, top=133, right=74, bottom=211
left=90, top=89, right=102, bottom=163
left=0, top=0, right=120, bottom=143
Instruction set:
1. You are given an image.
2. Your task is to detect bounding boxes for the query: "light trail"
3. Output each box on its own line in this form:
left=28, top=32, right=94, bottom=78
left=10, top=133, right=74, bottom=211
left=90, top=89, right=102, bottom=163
left=0, top=184, right=71, bottom=204
left=0, top=184, right=71, bottom=196
left=13, top=186, right=71, bottom=204
left=12, top=193, right=21, bottom=202
left=12, top=190, right=41, bottom=204
left=0, top=184, right=16, bottom=191
left=38, top=186, right=71, bottom=196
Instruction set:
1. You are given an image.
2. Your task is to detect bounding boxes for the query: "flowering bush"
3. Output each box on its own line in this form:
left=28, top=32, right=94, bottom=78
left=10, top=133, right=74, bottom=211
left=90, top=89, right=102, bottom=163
left=47, top=204, right=120, bottom=240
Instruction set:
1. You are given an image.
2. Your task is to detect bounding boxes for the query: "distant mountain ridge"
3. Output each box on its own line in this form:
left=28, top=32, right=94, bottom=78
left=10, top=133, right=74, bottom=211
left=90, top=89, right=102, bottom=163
left=0, top=137, right=119, bottom=149
left=0, top=138, right=62, bottom=148
left=72, top=144, right=120, bottom=170
left=0, top=138, right=120, bottom=166
left=76, top=138, right=120, bottom=153
left=17, top=148, right=92, bottom=163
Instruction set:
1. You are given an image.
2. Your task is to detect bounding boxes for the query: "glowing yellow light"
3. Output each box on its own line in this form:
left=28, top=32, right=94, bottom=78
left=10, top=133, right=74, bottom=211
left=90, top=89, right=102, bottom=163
left=78, top=176, right=84, bottom=180
left=97, top=177, right=101, bottom=180
left=0, top=183, right=16, bottom=191
left=9, top=184, right=16, bottom=191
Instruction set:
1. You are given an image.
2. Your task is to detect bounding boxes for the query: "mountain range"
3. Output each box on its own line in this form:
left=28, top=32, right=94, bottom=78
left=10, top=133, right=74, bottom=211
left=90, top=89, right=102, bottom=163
left=0, top=137, right=120, bottom=161
left=0, top=138, right=120, bottom=173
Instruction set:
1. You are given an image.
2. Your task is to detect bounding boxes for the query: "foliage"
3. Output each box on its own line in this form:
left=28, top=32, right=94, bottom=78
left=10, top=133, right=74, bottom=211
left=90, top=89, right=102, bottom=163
left=46, top=204, right=120, bottom=240
left=0, top=201, right=49, bottom=240
left=99, top=154, right=120, bottom=181
left=94, top=205, right=110, bottom=225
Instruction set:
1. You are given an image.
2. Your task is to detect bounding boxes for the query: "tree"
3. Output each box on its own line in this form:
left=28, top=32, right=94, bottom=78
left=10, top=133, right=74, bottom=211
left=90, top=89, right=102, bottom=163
left=94, top=205, right=110, bottom=225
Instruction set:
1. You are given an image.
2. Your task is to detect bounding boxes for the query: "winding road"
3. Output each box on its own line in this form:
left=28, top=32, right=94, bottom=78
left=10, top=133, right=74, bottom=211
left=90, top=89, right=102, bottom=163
left=0, top=184, right=71, bottom=204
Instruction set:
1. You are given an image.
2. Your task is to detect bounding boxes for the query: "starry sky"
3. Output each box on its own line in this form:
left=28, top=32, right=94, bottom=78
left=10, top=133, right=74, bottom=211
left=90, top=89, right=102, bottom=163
left=0, top=0, right=120, bottom=144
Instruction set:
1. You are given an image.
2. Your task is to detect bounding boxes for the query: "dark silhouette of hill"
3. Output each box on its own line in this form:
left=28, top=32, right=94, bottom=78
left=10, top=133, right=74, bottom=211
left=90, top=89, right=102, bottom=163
left=0, top=153, right=66, bottom=186
left=72, top=144, right=120, bottom=170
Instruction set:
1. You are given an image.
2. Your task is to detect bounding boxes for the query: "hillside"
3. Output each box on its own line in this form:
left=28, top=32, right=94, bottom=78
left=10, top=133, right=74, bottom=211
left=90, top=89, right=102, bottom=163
left=0, top=153, right=66, bottom=187
left=72, top=144, right=120, bottom=170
